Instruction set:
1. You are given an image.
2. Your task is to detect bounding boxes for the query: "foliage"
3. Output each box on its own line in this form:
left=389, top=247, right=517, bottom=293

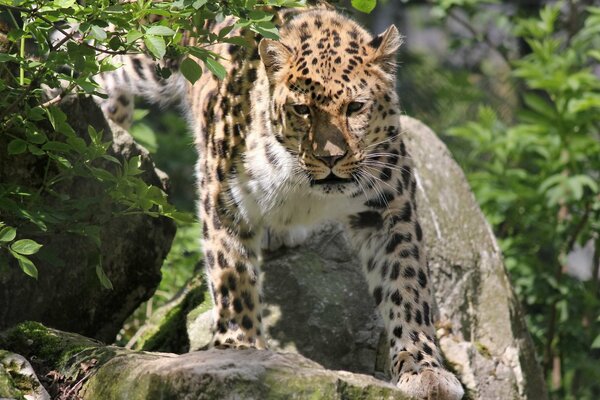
left=432, top=1, right=600, bottom=398
left=116, top=106, right=203, bottom=345
left=351, top=0, right=377, bottom=14
left=0, top=222, right=42, bottom=279
left=0, top=0, right=303, bottom=284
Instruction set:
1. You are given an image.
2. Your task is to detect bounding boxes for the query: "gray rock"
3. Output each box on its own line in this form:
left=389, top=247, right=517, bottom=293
left=402, top=116, right=547, bottom=400
left=0, top=351, right=50, bottom=400
left=0, top=322, right=409, bottom=400
left=183, top=116, right=547, bottom=399
left=0, top=95, right=176, bottom=342
left=84, top=349, right=409, bottom=400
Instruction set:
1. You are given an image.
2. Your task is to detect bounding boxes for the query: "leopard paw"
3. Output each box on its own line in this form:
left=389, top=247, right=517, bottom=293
left=211, top=335, right=267, bottom=350
left=396, top=368, right=464, bottom=400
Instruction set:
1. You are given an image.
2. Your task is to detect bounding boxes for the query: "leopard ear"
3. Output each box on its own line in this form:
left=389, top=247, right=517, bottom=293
left=258, top=38, right=293, bottom=80
left=368, top=25, right=403, bottom=74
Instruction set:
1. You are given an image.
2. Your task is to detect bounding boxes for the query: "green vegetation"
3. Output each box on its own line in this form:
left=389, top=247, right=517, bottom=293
left=0, top=0, right=304, bottom=284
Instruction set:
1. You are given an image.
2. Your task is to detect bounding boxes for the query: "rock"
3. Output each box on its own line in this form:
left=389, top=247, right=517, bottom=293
left=130, top=276, right=210, bottom=354
left=0, top=351, right=50, bottom=400
left=175, top=116, right=546, bottom=399
left=0, top=322, right=409, bottom=400
left=402, top=116, right=547, bottom=400
left=0, top=95, right=176, bottom=343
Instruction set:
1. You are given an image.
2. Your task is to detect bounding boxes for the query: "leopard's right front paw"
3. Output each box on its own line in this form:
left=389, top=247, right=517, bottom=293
left=396, top=368, right=464, bottom=400
left=211, top=333, right=267, bottom=350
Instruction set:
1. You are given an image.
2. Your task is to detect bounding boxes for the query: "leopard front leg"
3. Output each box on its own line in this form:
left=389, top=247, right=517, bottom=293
left=200, top=192, right=266, bottom=350
left=345, top=156, right=463, bottom=400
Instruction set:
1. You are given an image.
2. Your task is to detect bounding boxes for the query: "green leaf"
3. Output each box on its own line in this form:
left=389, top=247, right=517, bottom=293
left=0, top=226, right=16, bottom=242
left=66, top=137, right=88, bottom=154
left=146, top=26, right=176, bottom=36
left=10, top=251, right=38, bottom=279
left=26, top=130, right=48, bottom=145
left=192, top=0, right=208, bottom=9
left=101, top=155, right=121, bottom=164
left=50, top=154, right=73, bottom=169
left=180, top=58, right=202, bottom=84
left=0, top=54, right=16, bottom=62
left=96, top=264, right=114, bottom=290
left=8, top=139, right=27, bottom=155
left=88, top=166, right=117, bottom=182
left=126, top=30, right=144, bottom=44
left=144, top=35, right=166, bottom=59
left=89, top=25, right=107, bottom=41
left=351, top=0, right=377, bottom=13
left=592, top=334, right=600, bottom=349
left=223, top=36, right=252, bottom=48
left=43, top=141, right=72, bottom=153
left=28, top=144, right=45, bottom=156
left=54, top=0, right=77, bottom=8
left=108, top=36, right=122, bottom=51
left=252, top=22, right=279, bottom=40
left=10, top=239, right=43, bottom=255
left=126, top=155, right=144, bottom=176
left=205, top=58, right=226, bottom=80
left=45, top=106, right=68, bottom=132
left=523, top=93, right=555, bottom=120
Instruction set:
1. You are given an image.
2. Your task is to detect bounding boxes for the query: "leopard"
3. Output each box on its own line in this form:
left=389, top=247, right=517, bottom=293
left=92, top=6, right=465, bottom=400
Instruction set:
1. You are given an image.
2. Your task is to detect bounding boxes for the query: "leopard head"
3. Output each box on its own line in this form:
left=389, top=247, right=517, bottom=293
left=258, top=10, right=403, bottom=196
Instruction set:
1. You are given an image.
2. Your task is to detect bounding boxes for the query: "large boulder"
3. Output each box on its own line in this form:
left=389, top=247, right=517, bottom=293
left=0, top=95, right=176, bottom=342
left=142, top=116, right=546, bottom=399
left=0, top=322, right=409, bottom=400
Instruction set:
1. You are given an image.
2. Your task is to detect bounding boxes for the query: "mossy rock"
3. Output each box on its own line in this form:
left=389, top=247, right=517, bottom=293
left=0, top=322, right=410, bottom=399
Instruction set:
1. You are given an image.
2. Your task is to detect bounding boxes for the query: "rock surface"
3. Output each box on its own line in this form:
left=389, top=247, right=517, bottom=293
left=0, top=351, right=50, bottom=400
left=0, top=322, right=409, bottom=400
left=172, top=116, right=546, bottom=399
left=0, top=95, right=176, bottom=342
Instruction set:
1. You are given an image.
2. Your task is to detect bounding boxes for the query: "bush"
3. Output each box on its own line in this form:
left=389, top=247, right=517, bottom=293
left=436, top=2, right=600, bottom=398
left=0, top=0, right=302, bottom=284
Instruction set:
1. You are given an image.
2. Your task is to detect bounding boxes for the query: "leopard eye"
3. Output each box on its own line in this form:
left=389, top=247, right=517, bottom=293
left=292, top=104, right=311, bottom=116
left=346, top=101, right=365, bottom=115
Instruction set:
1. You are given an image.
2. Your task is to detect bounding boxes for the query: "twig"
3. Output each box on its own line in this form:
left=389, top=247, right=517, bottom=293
left=39, top=94, right=62, bottom=108
left=35, top=14, right=136, bottom=56
left=447, top=9, right=512, bottom=68
left=565, top=202, right=591, bottom=253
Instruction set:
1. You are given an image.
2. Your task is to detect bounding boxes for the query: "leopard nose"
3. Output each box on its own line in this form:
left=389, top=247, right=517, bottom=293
left=315, top=153, right=346, bottom=168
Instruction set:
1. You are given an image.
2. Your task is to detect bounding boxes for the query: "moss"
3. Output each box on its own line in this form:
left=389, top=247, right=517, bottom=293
left=262, top=370, right=406, bottom=400
left=138, top=277, right=209, bottom=353
left=186, top=288, right=212, bottom=322
left=0, top=321, right=122, bottom=393
left=0, top=322, right=100, bottom=371
left=0, top=363, right=25, bottom=400
left=474, top=341, right=492, bottom=360
left=262, top=372, right=333, bottom=399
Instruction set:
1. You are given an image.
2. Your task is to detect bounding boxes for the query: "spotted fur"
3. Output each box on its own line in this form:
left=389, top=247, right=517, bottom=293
left=99, top=8, right=464, bottom=400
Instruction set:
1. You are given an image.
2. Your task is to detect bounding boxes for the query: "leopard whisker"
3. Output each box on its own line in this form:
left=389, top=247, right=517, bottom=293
left=361, top=165, right=401, bottom=197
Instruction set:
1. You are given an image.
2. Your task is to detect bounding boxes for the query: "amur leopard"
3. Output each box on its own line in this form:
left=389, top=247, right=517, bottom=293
left=92, top=7, right=464, bottom=400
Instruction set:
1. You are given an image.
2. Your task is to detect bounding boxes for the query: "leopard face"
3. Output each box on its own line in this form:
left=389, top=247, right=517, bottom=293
left=259, top=10, right=403, bottom=197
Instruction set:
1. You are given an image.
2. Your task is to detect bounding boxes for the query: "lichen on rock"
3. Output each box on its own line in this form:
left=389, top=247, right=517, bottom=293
left=1, top=322, right=410, bottom=400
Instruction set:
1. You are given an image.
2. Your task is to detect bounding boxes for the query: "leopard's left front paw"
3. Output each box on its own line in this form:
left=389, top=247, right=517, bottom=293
left=396, top=368, right=464, bottom=400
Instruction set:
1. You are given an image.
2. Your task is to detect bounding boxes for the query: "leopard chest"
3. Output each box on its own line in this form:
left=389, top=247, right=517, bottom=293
left=228, top=167, right=356, bottom=230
